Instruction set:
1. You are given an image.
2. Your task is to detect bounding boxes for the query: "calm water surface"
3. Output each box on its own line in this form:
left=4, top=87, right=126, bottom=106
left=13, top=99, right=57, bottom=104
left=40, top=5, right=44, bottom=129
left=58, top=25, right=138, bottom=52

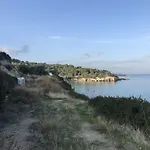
left=71, top=75, right=150, bottom=101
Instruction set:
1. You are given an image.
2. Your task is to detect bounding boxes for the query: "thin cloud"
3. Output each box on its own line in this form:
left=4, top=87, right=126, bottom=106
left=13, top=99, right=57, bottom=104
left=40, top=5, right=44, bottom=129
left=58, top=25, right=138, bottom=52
left=48, top=34, right=150, bottom=44
left=16, top=45, right=29, bottom=53
left=78, top=55, right=150, bottom=70
left=96, top=51, right=103, bottom=57
left=83, top=53, right=91, bottom=58
left=92, top=40, right=114, bottom=44
left=48, top=36, right=113, bottom=43
left=0, top=45, right=29, bottom=55
left=81, top=51, right=103, bottom=59
left=48, top=36, right=77, bottom=40
left=81, top=59, right=146, bottom=66
left=48, top=36, right=65, bottom=39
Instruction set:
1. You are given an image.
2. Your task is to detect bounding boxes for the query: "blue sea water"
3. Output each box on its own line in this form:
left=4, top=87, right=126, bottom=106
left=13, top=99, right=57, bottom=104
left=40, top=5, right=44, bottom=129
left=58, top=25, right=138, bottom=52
left=72, top=74, right=150, bottom=102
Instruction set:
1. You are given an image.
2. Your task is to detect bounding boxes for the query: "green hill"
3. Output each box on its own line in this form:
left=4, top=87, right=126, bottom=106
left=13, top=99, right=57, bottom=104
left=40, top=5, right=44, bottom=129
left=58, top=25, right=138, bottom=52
left=12, top=59, right=115, bottom=78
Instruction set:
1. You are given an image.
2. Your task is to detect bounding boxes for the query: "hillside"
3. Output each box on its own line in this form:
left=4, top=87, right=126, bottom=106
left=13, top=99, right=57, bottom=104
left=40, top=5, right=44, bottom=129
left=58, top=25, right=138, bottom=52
left=1, top=52, right=150, bottom=150
left=1, top=72, right=150, bottom=150
left=0, top=52, right=19, bottom=77
left=12, top=58, right=115, bottom=78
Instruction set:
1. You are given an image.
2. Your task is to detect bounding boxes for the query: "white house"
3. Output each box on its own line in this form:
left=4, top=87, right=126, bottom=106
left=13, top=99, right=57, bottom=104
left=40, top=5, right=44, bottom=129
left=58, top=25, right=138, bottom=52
left=49, top=72, right=53, bottom=76
left=17, top=77, right=25, bottom=86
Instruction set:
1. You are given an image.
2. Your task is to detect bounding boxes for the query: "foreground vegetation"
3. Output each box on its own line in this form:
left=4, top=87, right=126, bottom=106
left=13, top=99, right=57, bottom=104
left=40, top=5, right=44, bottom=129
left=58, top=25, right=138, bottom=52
left=30, top=95, right=94, bottom=150
left=1, top=52, right=150, bottom=149
left=1, top=73, right=150, bottom=149
left=89, top=96, right=150, bottom=135
left=76, top=103, right=150, bottom=150
left=0, top=70, right=17, bottom=108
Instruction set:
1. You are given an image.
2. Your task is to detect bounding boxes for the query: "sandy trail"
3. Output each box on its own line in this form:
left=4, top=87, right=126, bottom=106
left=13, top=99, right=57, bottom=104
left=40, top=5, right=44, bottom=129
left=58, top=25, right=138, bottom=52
left=0, top=117, right=37, bottom=150
left=80, top=122, right=119, bottom=150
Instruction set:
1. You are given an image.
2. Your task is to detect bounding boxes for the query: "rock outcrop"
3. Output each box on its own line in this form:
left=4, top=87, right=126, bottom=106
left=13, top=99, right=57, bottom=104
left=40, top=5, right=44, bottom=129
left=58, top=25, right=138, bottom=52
left=0, top=52, right=19, bottom=77
left=72, top=76, right=119, bottom=82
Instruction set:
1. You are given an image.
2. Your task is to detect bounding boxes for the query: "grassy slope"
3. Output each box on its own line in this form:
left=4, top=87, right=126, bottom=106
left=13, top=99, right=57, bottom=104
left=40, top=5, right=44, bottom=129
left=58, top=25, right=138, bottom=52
left=76, top=102, right=150, bottom=150
left=0, top=75, right=150, bottom=150
left=29, top=92, right=150, bottom=150
left=89, top=96, right=150, bottom=136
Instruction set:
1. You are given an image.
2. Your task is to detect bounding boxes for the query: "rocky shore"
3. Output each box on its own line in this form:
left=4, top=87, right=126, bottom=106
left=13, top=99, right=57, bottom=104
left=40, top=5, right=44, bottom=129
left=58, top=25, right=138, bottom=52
left=71, top=76, right=129, bottom=83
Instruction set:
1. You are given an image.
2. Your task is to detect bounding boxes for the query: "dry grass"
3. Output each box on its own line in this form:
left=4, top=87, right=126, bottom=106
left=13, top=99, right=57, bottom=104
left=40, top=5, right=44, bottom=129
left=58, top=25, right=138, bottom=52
left=3, top=72, right=149, bottom=149
left=26, top=76, right=69, bottom=96
left=10, top=86, right=40, bottom=104
left=29, top=98, right=96, bottom=150
left=95, top=116, right=150, bottom=149
left=89, top=96, right=150, bottom=134
left=36, top=76, right=64, bottom=93
left=76, top=103, right=150, bottom=150
left=0, top=137, right=19, bottom=150
left=48, top=92, right=71, bottom=99
left=0, top=85, right=40, bottom=128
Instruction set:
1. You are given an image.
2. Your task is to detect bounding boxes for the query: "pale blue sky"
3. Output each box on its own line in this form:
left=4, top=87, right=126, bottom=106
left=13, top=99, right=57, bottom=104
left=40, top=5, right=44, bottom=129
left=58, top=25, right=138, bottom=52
left=0, top=0, right=150, bottom=73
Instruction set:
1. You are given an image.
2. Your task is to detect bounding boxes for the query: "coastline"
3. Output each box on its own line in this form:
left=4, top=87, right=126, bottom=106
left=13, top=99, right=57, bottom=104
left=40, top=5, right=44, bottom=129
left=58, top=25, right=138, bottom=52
left=67, top=76, right=129, bottom=83
left=1, top=73, right=149, bottom=150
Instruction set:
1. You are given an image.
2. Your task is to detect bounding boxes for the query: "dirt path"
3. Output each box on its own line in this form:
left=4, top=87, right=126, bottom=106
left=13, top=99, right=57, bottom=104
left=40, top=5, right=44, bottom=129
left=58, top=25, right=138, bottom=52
left=0, top=117, right=37, bottom=150
left=80, top=122, right=118, bottom=150
left=59, top=98, right=120, bottom=150
left=0, top=96, right=139, bottom=150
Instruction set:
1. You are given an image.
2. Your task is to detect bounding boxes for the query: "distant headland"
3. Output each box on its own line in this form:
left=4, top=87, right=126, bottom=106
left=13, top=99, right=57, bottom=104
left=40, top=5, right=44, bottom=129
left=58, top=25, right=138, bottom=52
left=0, top=52, right=128, bottom=82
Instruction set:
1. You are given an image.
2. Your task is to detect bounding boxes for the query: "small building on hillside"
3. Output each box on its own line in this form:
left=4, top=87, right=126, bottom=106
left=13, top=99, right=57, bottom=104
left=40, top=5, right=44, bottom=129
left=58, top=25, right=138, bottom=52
left=17, top=77, right=25, bottom=86
left=49, top=72, right=53, bottom=76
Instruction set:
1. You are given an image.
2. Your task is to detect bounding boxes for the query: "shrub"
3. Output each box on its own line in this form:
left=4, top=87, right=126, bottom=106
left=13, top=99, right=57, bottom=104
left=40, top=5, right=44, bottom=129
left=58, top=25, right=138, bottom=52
left=69, top=91, right=89, bottom=101
left=26, top=76, right=72, bottom=95
left=0, top=52, right=11, bottom=63
left=0, top=70, right=17, bottom=108
left=10, top=86, right=40, bottom=104
left=89, top=96, right=150, bottom=134
left=54, top=75, right=72, bottom=91
left=4, top=64, right=13, bottom=71
left=18, top=65, right=48, bottom=75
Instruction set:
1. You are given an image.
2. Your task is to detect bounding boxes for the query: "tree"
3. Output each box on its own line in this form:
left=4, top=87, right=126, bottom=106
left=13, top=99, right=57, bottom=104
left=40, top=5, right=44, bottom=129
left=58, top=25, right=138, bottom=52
left=14, top=59, right=114, bottom=78
left=0, top=52, right=11, bottom=62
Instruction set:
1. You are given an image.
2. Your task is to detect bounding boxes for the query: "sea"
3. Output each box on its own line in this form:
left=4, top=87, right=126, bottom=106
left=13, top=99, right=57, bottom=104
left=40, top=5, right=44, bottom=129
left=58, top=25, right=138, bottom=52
left=71, top=74, right=150, bottom=102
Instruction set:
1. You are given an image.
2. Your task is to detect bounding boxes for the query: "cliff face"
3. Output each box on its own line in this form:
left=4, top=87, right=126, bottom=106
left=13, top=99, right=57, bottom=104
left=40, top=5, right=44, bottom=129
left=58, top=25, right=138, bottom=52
left=72, top=76, right=119, bottom=82
left=0, top=52, right=19, bottom=77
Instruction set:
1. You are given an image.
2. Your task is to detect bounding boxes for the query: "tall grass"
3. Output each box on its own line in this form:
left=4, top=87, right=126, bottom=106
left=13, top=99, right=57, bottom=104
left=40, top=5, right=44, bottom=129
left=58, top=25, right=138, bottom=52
left=10, top=86, right=40, bottom=104
left=0, top=70, right=17, bottom=108
left=26, top=76, right=72, bottom=95
left=76, top=102, right=150, bottom=150
left=89, top=96, right=150, bottom=135
left=68, top=90, right=90, bottom=101
left=95, top=116, right=150, bottom=150
left=30, top=100, right=94, bottom=150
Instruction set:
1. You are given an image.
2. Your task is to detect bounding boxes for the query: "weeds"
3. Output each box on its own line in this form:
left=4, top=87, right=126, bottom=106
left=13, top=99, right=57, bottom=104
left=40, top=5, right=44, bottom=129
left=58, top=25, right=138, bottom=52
left=0, top=70, right=17, bottom=108
left=89, top=96, right=150, bottom=134
left=69, top=90, right=90, bottom=101
left=30, top=99, right=95, bottom=150
left=76, top=102, right=150, bottom=150
left=10, top=86, right=40, bottom=104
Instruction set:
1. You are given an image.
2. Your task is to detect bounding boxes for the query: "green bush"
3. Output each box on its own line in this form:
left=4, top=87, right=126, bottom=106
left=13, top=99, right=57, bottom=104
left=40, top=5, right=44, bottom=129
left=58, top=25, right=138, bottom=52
left=0, top=52, right=11, bottom=62
left=89, top=96, right=150, bottom=134
left=13, top=60, right=115, bottom=78
left=18, top=65, right=48, bottom=75
left=54, top=75, right=72, bottom=91
left=69, top=90, right=89, bottom=100
left=0, top=70, right=17, bottom=108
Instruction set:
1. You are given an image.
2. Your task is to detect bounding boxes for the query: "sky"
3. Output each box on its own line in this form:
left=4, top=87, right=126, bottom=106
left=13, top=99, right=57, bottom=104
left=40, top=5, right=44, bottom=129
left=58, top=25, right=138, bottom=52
left=0, top=0, right=150, bottom=74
